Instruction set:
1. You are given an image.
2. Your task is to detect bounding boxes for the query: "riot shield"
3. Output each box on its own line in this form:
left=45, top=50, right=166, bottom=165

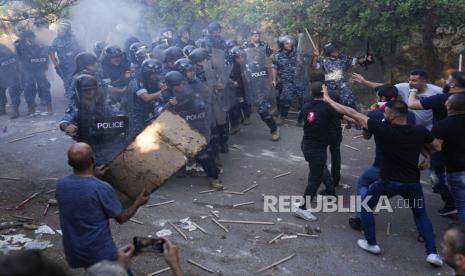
left=183, top=82, right=212, bottom=142
left=0, top=45, right=20, bottom=88
left=210, top=48, right=231, bottom=87
left=199, top=58, right=216, bottom=88
left=295, top=33, right=313, bottom=93
left=242, top=47, right=275, bottom=106
left=103, top=110, right=207, bottom=207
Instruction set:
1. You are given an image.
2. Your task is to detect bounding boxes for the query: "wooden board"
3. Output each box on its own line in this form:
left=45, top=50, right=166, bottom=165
left=103, top=110, right=207, bottom=207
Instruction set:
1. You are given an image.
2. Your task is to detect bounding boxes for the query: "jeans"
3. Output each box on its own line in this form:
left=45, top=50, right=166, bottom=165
left=301, top=142, right=334, bottom=206
left=361, top=179, right=437, bottom=255
left=431, top=152, right=455, bottom=209
left=447, top=171, right=465, bottom=221
left=355, top=165, right=381, bottom=218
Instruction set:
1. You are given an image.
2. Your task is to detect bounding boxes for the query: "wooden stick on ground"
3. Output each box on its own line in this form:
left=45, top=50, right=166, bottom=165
left=168, top=222, right=187, bottom=240
left=8, top=134, right=36, bottom=143
left=45, top=189, right=56, bottom=194
left=344, top=144, right=359, bottom=151
left=147, top=267, right=171, bottom=276
left=145, top=200, right=175, bottom=208
left=268, top=232, right=284, bottom=244
left=256, top=253, right=297, bottom=273
left=218, top=220, right=275, bottom=225
left=29, top=128, right=56, bottom=135
left=211, top=217, right=228, bottom=233
left=199, top=189, right=220, bottom=194
left=15, top=192, right=41, bottom=209
left=224, top=191, right=244, bottom=195
left=353, top=134, right=363, bottom=139
left=386, top=222, right=391, bottom=236
left=0, top=176, right=21, bottom=181
left=129, top=218, right=144, bottom=225
left=273, top=172, right=291, bottom=179
left=187, top=259, right=215, bottom=273
left=192, top=222, right=208, bottom=234
left=233, top=201, right=255, bottom=208
left=296, top=233, right=320, bottom=238
left=241, top=184, right=258, bottom=194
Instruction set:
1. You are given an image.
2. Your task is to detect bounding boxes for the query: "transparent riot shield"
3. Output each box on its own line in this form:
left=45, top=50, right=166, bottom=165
left=76, top=86, right=133, bottom=165
left=210, top=48, right=231, bottom=87
left=184, top=81, right=212, bottom=142
left=295, top=33, right=313, bottom=93
left=0, top=45, right=20, bottom=88
left=242, top=47, right=275, bottom=106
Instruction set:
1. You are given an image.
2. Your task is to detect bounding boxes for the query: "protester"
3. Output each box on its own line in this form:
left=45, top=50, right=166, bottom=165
left=322, top=85, right=443, bottom=266
left=442, top=222, right=465, bottom=275
left=0, top=250, right=69, bottom=276
left=56, top=142, right=150, bottom=269
left=432, top=94, right=465, bottom=221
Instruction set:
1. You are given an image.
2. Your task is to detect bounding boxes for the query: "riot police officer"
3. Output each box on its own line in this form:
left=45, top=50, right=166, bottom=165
left=271, top=35, right=302, bottom=124
left=161, top=71, right=223, bottom=189
left=14, top=27, right=52, bottom=115
left=243, top=29, right=272, bottom=57
left=93, top=41, right=107, bottom=61
left=129, top=58, right=166, bottom=133
left=205, top=22, right=226, bottom=50
left=0, top=44, right=21, bottom=118
left=68, top=52, right=105, bottom=103
left=59, top=74, right=127, bottom=165
left=50, top=20, right=83, bottom=99
left=101, top=45, right=132, bottom=108
left=174, top=26, right=195, bottom=49
left=163, top=46, right=184, bottom=72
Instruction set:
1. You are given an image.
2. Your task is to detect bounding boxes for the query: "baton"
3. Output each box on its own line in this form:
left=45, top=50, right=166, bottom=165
left=304, top=28, right=317, bottom=50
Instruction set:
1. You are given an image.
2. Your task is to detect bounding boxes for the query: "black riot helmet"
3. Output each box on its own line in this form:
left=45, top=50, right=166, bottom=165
left=135, top=48, right=153, bottom=66
left=229, top=46, right=245, bottom=62
left=129, top=42, right=148, bottom=63
left=93, top=41, right=107, bottom=59
left=250, top=29, right=261, bottom=35
left=165, top=71, right=185, bottom=87
left=177, top=25, right=190, bottom=36
left=75, top=74, right=99, bottom=101
left=277, top=35, right=295, bottom=49
left=163, top=46, right=184, bottom=63
left=182, top=45, right=196, bottom=57
left=188, top=48, right=209, bottom=63
left=323, top=42, right=339, bottom=57
left=174, top=58, right=194, bottom=75
left=57, top=20, right=72, bottom=34
left=140, top=58, right=164, bottom=77
left=225, top=39, right=238, bottom=51
left=124, top=36, right=140, bottom=52
left=74, top=52, right=98, bottom=73
left=195, top=38, right=207, bottom=49
left=161, top=28, right=173, bottom=38
left=103, top=45, right=123, bottom=59
left=15, top=25, right=35, bottom=39
left=207, top=21, right=221, bottom=34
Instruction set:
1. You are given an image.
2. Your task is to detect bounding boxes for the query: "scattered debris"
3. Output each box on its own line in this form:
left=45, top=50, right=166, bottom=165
left=268, top=232, right=284, bottom=244
left=303, top=225, right=321, bottom=235
left=44, top=188, right=56, bottom=193
left=43, top=199, right=57, bottom=216
left=48, top=138, right=57, bottom=142
left=129, top=218, right=144, bottom=225
left=187, top=259, right=215, bottom=273
left=24, top=240, right=51, bottom=250
left=205, top=205, right=214, bottom=209
left=56, top=230, right=62, bottom=236
left=353, top=135, right=363, bottom=139
left=344, top=144, right=359, bottom=151
left=340, top=184, right=351, bottom=190
left=145, top=200, right=175, bottom=208
left=8, top=134, right=36, bottom=143
left=296, top=233, right=320, bottom=238
left=199, top=189, right=221, bottom=194
left=192, top=222, right=207, bottom=234
left=218, top=220, right=274, bottom=225
left=233, top=201, right=254, bottom=208
left=12, top=215, right=33, bottom=222
left=231, top=144, right=242, bottom=151
left=34, top=225, right=55, bottom=235
left=155, top=229, right=172, bottom=238
left=0, top=234, right=51, bottom=253
left=241, top=184, right=258, bottom=194
left=147, top=267, right=172, bottom=276
left=256, top=253, right=296, bottom=273
left=179, top=218, right=196, bottom=232
left=168, top=222, right=187, bottom=240
left=273, top=172, right=291, bottom=179
left=211, top=218, right=228, bottom=233
left=386, top=222, right=391, bottom=236
left=281, top=235, right=297, bottom=240
left=15, top=192, right=41, bottom=210
left=0, top=222, right=22, bottom=231
left=0, top=176, right=21, bottom=181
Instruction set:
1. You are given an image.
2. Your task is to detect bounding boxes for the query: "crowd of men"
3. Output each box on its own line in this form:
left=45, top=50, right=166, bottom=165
left=1, top=17, right=465, bottom=275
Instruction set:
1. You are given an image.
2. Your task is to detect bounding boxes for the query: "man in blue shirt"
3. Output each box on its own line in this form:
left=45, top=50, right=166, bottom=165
left=56, top=142, right=149, bottom=269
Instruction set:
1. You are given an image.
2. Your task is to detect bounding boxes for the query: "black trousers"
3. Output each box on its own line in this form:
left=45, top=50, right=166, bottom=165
left=195, top=142, right=220, bottom=178
left=328, top=134, right=342, bottom=187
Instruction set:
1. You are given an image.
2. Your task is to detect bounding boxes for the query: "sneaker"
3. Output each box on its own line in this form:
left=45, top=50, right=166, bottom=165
left=438, top=206, right=457, bottom=216
left=242, top=117, right=251, bottom=125
left=349, top=217, right=363, bottom=231
left=294, top=208, right=317, bottom=221
left=271, top=129, right=280, bottom=141
left=426, top=253, right=443, bottom=267
left=210, top=178, right=224, bottom=189
left=230, top=126, right=240, bottom=135
left=357, top=239, right=381, bottom=255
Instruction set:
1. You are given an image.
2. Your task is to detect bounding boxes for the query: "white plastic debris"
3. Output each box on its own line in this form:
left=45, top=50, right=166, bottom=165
left=56, top=230, right=62, bottom=236
left=156, top=229, right=172, bottom=238
left=200, top=216, right=207, bottom=219
left=48, top=138, right=57, bottom=142
left=34, top=225, right=55, bottom=235
left=205, top=205, right=214, bottom=209
left=281, top=235, right=298, bottom=240
left=24, top=240, right=51, bottom=250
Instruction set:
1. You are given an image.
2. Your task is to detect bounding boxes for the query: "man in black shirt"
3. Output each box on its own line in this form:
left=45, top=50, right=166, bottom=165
left=295, top=82, right=341, bottom=221
left=432, top=94, right=465, bottom=221
left=323, top=86, right=443, bottom=266
left=408, top=71, right=465, bottom=216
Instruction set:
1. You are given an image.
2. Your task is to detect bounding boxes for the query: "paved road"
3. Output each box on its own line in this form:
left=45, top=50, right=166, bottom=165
left=0, top=90, right=455, bottom=275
